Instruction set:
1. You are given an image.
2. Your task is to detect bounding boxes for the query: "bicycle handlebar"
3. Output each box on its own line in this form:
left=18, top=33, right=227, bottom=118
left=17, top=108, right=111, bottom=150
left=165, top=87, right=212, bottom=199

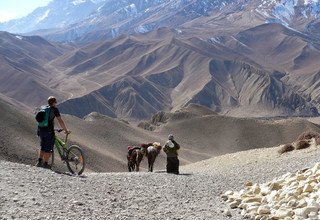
left=54, top=129, right=71, bottom=143
left=54, top=129, right=71, bottom=134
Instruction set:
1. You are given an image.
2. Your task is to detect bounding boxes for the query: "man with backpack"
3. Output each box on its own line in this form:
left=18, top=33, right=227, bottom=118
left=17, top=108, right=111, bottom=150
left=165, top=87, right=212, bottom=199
left=163, top=134, right=180, bottom=174
left=35, top=96, right=69, bottom=169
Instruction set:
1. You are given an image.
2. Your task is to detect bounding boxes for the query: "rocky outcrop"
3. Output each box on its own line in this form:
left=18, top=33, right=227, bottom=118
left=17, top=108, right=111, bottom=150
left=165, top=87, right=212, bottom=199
left=223, top=161, right=320, bottom=220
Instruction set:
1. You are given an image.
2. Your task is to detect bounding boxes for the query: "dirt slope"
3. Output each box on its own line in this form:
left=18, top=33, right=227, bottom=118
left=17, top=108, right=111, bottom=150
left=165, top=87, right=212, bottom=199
left=0, top=97, right=157, bottom=172
left=0, top=32, right=72, bottom=106
left=0, top=97, right=38, bottom=164
left=1, top=140, right=320, bottom=219
left=156, top=115, right=320, bottom=157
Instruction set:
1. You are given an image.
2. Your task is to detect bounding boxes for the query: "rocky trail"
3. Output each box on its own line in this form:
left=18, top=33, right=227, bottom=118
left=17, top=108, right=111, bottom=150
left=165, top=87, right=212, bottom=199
left=1, top=143, right=320, bottom=220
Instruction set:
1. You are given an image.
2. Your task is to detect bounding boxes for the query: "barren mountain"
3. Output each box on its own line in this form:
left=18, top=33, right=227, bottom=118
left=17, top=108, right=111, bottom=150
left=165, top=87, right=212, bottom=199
left=0, top=1, right=319, bottom=121
left=1, top=23, right=319, bottom=120
left=0, top=32, right=71, bottom=107
left=207, top=23, right=320, bottom=116
left=56, top=25, right=320, bottom=119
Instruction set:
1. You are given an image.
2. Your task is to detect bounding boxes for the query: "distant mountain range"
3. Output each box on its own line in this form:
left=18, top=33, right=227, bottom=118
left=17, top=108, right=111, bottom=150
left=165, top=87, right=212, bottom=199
left=0, top=0, right=319, bottom=120
left=0, top=0, right=100, bottom=34
left=0, top=0, right=319, bottom=43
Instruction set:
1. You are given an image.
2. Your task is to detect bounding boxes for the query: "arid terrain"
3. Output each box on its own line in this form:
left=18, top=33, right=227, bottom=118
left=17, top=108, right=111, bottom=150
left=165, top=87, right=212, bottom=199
left=0, top=0, right=319, bottom=218
left=1, top=138, right=320, bottom=219
left=1, top=24, right=319, bottom=120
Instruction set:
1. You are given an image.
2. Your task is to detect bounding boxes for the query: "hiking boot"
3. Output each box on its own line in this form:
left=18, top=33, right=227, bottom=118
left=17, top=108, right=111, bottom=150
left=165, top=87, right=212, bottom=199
left=42, top=162, right=51, bottom=169
left=35, top=161, right=43, bottom=167
left=35, top=158, right=43, bottom=167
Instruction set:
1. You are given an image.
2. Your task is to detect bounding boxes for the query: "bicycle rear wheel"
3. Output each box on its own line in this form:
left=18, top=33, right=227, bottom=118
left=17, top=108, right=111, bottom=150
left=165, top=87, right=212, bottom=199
left=66, top=145, right=85, bottom=175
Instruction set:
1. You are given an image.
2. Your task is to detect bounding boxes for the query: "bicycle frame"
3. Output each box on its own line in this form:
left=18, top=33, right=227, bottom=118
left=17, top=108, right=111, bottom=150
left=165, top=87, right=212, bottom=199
left=51, top=130, right=85, bottom=175
left=54, top=133, right=69, bottom=161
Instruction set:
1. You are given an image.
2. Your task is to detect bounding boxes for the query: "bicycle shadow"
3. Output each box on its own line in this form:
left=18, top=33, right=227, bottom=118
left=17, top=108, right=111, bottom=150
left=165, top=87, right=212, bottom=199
left=53, top=170, right=88, bottom=178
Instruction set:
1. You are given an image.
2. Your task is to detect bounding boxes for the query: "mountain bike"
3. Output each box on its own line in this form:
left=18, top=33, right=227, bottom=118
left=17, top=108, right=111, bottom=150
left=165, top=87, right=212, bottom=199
left=50, top=129, right=86, bottom=175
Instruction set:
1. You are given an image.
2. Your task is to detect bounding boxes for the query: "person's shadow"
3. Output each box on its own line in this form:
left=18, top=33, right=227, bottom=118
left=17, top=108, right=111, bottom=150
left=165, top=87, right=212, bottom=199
left=154, top=170, right=192, bottom=176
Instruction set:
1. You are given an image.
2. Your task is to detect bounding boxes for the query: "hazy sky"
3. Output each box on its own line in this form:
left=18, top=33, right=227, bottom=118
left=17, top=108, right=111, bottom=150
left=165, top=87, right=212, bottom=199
left=0, top=0, right=51, bottom=22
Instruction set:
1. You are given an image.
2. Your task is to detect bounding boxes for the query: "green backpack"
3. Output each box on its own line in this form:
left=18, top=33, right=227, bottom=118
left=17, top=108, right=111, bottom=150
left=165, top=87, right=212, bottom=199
left=35, top=105, right=51, bottom=127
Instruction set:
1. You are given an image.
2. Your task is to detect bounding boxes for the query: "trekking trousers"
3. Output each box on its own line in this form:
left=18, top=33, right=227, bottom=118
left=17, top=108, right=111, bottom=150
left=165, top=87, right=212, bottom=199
left=166, top=156, right=179, bottom=174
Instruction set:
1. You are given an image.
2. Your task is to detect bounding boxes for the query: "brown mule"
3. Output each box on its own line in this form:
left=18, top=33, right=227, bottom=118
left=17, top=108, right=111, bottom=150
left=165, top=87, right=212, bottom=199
left=127, top=148, right=143, bottom=172
left=146, top=142, right=162, bottom=172
left=127, top=144, right=151, bottom=172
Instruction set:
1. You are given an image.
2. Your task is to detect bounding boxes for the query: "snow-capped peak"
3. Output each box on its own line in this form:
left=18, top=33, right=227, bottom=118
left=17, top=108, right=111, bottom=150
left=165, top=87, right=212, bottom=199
left=255, top=0, right=320, bottom=26
left=0, top=0, right=319, bottom=42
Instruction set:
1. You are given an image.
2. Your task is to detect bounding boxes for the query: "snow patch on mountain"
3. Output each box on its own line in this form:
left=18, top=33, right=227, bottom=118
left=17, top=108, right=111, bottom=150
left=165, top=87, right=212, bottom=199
left=305, top=0, right=319, bottom=4
left=309, top=1, right=320, bottom=16
left=209, top=37, right=224, bottom=45
left=15, top=35, right=24, bottom=40
left=135, top=24, right=150, bottom=33
left=174, top=28, right=182, bottom=34
left=97, top=5, right=104, bottom=12
left=255, top=0, right=320, bottom=26
left=273, top=0, right=298, bottom=21
left=72, top=0, right=87, bottom=5
left=37, top=10, right=50, bottom=23
left=126, top=3, right=138, bottom=15
left=111, top=27, right=120, bottom=38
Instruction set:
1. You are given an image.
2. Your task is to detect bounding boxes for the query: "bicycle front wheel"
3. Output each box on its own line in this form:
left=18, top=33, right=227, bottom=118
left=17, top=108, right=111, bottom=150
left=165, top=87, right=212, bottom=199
left=66, top=145, right=85, bottom=175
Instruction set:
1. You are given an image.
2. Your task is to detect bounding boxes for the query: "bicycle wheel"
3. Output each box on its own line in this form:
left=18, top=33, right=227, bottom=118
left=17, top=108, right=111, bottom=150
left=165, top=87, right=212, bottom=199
left=66, top=145, right=85, bottom=175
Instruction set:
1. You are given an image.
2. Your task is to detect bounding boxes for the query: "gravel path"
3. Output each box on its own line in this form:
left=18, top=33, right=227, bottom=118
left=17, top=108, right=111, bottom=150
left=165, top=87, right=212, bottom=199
left=1, top=145, right=320, bottom=220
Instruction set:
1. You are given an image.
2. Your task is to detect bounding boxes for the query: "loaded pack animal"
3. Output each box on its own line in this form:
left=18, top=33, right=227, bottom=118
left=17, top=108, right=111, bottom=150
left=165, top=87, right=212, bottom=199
left=146, top=142, right=162, bottom=172
left=127, top=143, right=152, bottom=172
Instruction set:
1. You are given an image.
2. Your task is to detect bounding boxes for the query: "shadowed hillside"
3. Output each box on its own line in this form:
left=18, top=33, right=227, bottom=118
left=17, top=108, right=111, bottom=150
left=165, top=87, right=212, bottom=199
left=0, top=32, right=72, bottom=106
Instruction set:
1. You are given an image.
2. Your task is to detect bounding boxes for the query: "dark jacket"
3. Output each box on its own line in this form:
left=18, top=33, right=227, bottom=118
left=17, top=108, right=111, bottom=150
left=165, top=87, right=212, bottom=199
left=163, top=140, right=180, bottom=157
